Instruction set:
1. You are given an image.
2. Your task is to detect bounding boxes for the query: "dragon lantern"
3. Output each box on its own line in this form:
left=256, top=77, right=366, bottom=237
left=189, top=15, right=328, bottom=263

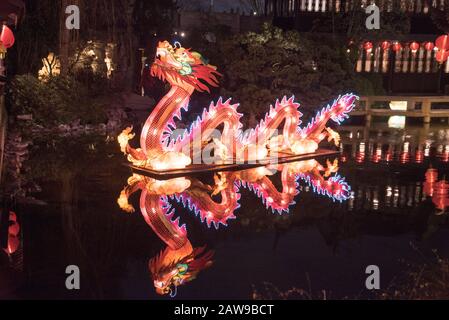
left=118, top=158, right=350, bottom=297
left=119, top=41, right=358, bottom=171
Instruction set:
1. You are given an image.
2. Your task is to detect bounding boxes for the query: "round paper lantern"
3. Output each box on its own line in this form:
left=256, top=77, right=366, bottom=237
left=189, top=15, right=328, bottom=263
left=424, top=41, right=435, bottom=51
left=4, top=235, right=19, bottom=255
left=410, top=41, right=419, bottom=53
left=381, top=41, right=391, bottom=50
left=363, top=41, right=373, bottom=52
left=0, top=24, right=15, bottom=49
left=392, top=42, right=402, bottom=52
left=436, top=35, right=449, bottom=51
left=435, top=50, right=449, bottom=64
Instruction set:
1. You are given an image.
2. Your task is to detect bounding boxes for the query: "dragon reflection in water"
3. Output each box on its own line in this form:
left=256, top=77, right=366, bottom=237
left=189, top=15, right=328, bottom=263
left=117, top=158, right=351, bottom=297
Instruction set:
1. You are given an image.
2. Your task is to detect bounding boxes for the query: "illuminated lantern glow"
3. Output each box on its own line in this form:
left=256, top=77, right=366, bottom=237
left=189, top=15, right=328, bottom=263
left=0, top=24, right=15, bottom=49
left=409, top=41, right=419, bottom=53
left=435, top=50, right=449, bottom=64
left=381, top=41, right=391, bottom=51
left=118, top=40, right=358, bottom=171
left=424, top=42, right=435, bottom=51
left=363, top=41, right=373, bottom=52
left=435, top=35, right=449, bottom=51
left=392, top=42, right=402, bottom=52
left=434, top=35, right=449, bottom=64
left=118, top=158, right=351, bottom=296
left=3, top=211, right=20, bottom=255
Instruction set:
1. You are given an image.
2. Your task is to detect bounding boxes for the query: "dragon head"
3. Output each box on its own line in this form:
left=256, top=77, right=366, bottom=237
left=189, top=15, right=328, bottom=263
left=149, top=245, right=214, bottom=297
left=151, top=40, right=221, bottom=93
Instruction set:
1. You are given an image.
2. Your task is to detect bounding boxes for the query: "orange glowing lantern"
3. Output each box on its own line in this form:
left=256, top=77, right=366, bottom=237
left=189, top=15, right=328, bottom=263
left=435, top=50, right=449, bottom=64
left=3, top=211, right=20, bottom=255
left=434, top=35, right=449, bottom=64
left=409, top=42, right=419, bottom=53
left=0, top=24, right=15, bottom=49
left=436, top=35, right=449, bottom=51
left=364, top=41, right=373, bottom=52
left=392, top=42, right=402, bottom=52
left=424, top=42, right=434, bottom=51
left=381, top=41, right=391, bottom=51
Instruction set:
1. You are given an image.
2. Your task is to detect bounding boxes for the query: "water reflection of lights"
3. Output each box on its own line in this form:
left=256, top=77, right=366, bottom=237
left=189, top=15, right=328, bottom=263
left=372, top=189, right=379, bottom=210
left=372, top=145, right=382, bottom=163
left=345, top=141, right=449, bottom=165
left=387, top=115, right=406, bottom=129
left=415, top=148, right=424, bottom=163
left=356, top=142, right=366, bottom=163
left=424, top=167, right=449, bottom=213
left=400, top=142, right=410, bottom=164
left=118, top=158, right=351, bottom=297
left=2, top=211, right=21, bottom=256
left=424, top=141, right=431, bottom=157
left=439, top=145, right=449, bottom=162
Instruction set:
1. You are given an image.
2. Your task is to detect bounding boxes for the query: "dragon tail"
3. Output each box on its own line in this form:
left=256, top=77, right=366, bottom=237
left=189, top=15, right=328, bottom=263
left=299, top=93, right=358, bottom=142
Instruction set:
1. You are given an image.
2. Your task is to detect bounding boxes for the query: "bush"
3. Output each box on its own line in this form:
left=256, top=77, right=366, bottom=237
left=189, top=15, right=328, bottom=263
left=8, top=74, right=108, bottom=126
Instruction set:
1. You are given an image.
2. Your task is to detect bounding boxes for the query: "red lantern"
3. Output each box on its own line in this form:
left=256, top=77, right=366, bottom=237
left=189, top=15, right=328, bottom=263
left=0, top=24, right=15, bottom=49
left=424, top=41, right=435, bottom=51
left=436, top=35, right=449, bottom=51
left=4, top=235, right=19, bottom=255
left=435, top=50, right=449, bottom=64
left=363, top=41, right=373, bottom=52
left=410, top=41, right=419, bottom=53
left=381, top=41, right=391, bottom=50
left=392, top=42, right=402, bottom=52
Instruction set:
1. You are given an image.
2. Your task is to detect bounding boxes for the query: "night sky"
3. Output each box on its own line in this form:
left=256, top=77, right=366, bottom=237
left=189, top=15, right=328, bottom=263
left=178, top=0, right=253, bottom=14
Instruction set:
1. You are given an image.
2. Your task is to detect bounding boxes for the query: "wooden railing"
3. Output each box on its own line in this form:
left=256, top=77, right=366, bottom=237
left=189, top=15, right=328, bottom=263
left=266, top=0, right=444, bottom=16
left=351, top=95, right=449, bottom=123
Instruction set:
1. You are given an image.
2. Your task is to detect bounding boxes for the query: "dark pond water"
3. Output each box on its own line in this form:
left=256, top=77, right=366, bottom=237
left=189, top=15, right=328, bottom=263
left=1, top=123, right=448, bottom=300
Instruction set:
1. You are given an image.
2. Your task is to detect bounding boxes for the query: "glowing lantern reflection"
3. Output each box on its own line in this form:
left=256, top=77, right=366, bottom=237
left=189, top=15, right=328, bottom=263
left=3, top=211, right=20, bottom=255
left=433, top=180, right=449, bottom=212
left=415, top=149, right=424, bottom=164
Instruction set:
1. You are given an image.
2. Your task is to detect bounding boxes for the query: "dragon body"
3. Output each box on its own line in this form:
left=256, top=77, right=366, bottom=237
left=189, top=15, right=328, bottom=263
left=119, top=41, right=358, bottom=170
